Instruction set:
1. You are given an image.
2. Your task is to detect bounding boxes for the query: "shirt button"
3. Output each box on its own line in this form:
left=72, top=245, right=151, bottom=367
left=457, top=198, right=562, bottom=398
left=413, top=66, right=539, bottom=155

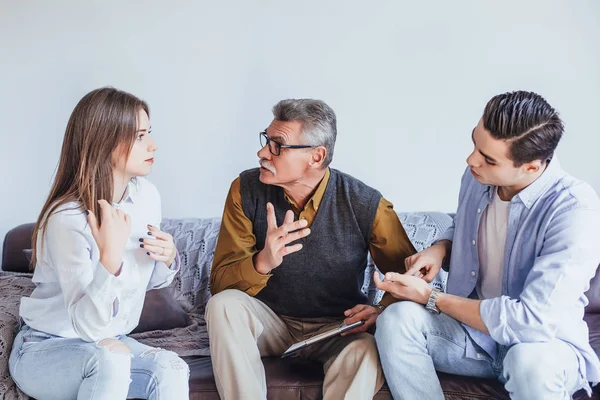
left=477, top=208, right=481, bottom=214
left=471, top=271, right=476, bottom=277
left=472, top=240, right=476, bottom=245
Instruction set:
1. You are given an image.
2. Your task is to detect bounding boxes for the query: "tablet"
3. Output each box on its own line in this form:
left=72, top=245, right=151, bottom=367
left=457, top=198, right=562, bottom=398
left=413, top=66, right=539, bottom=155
left=281, top=320, right=366, bottom=358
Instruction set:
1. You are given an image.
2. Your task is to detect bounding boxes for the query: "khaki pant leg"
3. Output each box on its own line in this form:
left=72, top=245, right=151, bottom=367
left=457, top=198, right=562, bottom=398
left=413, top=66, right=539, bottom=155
left=205, top=290, right=293, bottom=400
left=300, top=319, right=384, bottom=400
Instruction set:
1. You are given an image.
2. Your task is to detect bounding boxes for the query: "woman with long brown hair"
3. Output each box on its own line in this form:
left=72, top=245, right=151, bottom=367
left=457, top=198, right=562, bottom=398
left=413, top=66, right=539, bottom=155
left=9, top=87, right=189, bottom=399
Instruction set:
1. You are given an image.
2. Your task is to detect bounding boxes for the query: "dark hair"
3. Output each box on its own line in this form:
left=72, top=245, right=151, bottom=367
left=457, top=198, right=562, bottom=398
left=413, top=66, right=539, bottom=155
left=31, top=87, right=149, bottom=269
left=272, top=99, right=337, bottom=168
left=482, top=91, right=564, bottom=166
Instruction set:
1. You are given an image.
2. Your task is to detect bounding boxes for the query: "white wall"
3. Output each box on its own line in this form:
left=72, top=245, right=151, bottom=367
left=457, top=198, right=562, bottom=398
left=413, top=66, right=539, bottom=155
left=1, top=0, right=599, bottom=257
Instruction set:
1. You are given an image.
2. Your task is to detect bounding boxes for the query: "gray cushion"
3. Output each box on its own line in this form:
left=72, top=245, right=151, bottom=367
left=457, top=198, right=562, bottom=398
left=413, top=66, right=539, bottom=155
left=131, top=287, right=191, bottom=334
left=130, top=218, right=221, bottom=356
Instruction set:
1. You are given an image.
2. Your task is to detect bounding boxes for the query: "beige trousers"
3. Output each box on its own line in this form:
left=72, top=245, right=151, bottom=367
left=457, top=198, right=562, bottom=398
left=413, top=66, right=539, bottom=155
left=205, top=289, right=384, bottom=400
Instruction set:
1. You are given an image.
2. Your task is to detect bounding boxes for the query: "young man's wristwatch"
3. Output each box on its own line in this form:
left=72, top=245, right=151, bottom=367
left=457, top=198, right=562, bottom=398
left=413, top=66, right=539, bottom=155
left=375, top=303, right=386, bottom=313
left=425, top=287, right=441, bottom=314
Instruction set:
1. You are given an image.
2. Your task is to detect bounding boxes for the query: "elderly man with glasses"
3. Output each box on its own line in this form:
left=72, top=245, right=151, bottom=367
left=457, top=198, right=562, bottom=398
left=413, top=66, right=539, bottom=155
left=205, top=99, right=416, bottom=399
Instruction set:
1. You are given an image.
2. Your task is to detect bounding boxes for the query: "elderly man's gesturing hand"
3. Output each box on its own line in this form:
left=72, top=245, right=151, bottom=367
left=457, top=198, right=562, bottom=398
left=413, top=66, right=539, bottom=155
left=254, top=202, right=311, bottom=274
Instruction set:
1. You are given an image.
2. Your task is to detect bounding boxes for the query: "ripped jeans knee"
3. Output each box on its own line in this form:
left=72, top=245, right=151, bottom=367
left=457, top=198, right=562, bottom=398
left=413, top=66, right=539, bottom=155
left=134, top=347, right=190, bottom=399
left=141, top=347, right=189, bottom=375
left=97, top=338, right=132, bottom=355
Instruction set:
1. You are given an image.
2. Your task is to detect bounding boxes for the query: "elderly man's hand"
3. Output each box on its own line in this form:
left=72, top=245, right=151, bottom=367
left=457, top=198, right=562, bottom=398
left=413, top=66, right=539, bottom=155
left=340, top=304, right=382, bottom=336
left=254, top=202, right=311, bottom=274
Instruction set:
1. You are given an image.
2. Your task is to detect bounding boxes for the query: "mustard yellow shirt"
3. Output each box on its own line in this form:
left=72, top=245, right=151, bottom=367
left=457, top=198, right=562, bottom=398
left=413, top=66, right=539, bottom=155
left=210, top=169, right=416, bottom=307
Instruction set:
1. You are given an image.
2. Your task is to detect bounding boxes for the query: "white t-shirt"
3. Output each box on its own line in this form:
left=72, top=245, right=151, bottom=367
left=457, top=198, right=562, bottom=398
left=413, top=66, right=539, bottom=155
left=20, top=177, right=179, bottom=342
left=477, top=187, right=511, bottom=300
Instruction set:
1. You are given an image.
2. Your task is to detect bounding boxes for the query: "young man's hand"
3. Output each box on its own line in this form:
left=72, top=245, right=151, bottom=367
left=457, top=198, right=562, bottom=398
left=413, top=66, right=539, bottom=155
left=404, top=241, right=449, bottom=282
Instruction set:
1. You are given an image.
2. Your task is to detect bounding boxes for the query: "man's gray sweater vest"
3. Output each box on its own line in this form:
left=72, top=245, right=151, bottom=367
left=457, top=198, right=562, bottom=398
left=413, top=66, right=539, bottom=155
left=239, top=168, right=381, bottom=318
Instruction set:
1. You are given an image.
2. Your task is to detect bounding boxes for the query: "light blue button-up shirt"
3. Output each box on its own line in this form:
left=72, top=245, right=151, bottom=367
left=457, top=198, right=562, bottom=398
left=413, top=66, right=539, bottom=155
left=438, top=159, right=600, bottom=383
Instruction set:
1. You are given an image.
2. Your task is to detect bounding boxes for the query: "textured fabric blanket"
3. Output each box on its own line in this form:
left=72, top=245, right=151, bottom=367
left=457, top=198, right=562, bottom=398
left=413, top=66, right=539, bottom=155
left=0, top=273, right=35, bottom=400
left=130, top=212, right=452, bottom=357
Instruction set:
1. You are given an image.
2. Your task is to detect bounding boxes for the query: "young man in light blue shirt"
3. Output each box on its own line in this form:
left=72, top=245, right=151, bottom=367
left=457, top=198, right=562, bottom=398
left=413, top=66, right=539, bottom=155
left=375, top=91, right=600, bottom=399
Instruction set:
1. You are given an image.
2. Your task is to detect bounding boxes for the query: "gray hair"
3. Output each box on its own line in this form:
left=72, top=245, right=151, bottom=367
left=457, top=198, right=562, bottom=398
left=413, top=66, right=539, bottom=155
left=272, top=99, right=337, bottom=168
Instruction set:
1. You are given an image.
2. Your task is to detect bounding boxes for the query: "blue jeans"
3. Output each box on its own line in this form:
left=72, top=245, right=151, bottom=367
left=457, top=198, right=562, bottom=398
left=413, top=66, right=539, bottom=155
left=375, top=301, right=587, bottom=400
left=9, top=325, right=189, bottom=400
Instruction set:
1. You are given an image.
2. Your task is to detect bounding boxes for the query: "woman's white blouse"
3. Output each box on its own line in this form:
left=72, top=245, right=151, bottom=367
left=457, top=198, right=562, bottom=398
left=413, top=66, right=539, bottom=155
left=20, top=177, right=179, bottom=342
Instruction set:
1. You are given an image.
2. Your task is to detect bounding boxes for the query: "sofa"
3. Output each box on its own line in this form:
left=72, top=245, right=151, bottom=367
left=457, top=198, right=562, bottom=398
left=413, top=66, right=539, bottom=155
left=1, top=211, right=599, bottom=400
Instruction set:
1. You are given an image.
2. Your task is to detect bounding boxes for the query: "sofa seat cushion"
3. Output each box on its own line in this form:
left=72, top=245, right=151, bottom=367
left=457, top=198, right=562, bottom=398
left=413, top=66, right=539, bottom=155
left=131, top=287, right=191, bottom=334
left=186, top=357, right=324, bottom=400
left=184, top=356, right=597, bottom=400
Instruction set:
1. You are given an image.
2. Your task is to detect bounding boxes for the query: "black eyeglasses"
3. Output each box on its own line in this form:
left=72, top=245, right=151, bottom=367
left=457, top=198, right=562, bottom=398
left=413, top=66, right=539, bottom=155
left=259, top=131, right=316, bottom=156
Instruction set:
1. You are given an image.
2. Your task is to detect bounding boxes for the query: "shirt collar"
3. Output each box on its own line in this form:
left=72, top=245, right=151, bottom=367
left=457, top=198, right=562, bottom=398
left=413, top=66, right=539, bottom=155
left=484, top=157, right=565, bottom=209
left=516, top=158, right=565, bottom=208
left=114, top=177, right=139, bottom=206
left=284, top=168, right=330, bottom=212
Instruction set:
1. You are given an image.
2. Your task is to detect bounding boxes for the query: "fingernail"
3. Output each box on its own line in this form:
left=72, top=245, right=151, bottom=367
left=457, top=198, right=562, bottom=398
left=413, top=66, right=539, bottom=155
left=138, top=238, right=143, bottom=242
left=147, top=224, right=153, bottom=229
left=305, top=228, right=311, bottom=234
left=146, top=252, right=150, bottom=255
left=139, top=244, right=144, bottom=248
